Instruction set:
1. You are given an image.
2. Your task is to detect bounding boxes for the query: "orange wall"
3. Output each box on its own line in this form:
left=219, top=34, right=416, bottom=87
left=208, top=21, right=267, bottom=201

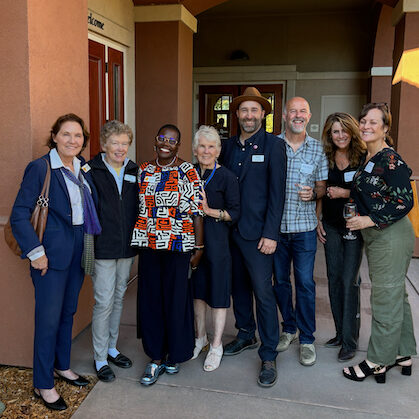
left=135, top=21, right=194, bottom=163
left=0, top=0, right=91, bottom=367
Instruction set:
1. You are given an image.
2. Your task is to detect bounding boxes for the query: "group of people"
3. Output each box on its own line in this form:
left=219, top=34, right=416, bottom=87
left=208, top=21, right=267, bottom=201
left=9, top=87, right=416, bottom=410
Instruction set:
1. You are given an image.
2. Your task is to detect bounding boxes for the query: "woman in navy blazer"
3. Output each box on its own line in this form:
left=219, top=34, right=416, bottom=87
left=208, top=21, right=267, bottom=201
left=10, top=114, right=100, bottom=411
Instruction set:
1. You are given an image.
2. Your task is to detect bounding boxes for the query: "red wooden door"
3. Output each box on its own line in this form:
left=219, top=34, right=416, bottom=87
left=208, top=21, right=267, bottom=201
left=108, top=47, right=124, bottom=122
left=88, top=40, right=106, bottom=158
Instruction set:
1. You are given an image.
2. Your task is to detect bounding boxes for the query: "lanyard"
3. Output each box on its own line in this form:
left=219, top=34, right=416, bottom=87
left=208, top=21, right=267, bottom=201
left=202, top=162, right=217, bottom=189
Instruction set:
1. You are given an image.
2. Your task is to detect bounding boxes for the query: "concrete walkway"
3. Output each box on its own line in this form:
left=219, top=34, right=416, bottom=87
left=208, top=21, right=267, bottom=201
left=70, top=245, right=419, bottom=419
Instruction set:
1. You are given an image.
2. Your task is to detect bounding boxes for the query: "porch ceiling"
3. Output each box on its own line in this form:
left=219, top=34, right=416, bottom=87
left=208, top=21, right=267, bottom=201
left=132, top=1, right=396, bottom=17
left=198, top=0, right=379, bottom=17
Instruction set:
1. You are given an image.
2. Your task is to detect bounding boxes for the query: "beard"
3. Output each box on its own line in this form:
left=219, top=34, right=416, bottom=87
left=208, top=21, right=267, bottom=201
left=239, top=118, right=262, bottom=134
left=288, top=118, right=307, bottom=134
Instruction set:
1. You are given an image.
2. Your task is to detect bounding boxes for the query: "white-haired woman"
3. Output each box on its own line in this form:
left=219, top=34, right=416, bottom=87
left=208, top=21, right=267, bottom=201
left=192, top=125, right=240, bottom=371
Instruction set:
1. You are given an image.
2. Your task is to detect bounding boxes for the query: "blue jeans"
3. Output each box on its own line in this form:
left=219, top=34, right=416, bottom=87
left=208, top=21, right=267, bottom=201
left=273, top=229, right=317, bottom=344
left=323, top=221, right=362, bottom=351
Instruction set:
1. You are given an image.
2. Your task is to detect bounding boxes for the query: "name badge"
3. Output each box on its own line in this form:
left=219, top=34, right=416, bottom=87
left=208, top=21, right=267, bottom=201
left=252, top=154, right=264, bottom=163
left=364, top=161, right=375, bottom=173
left=81, top=163, right=91, bottom=173
left=300, top=163, right=314, bottom=174
left=124, top=174, right=136, bottom=183
left=144, top=175, right=156, bottom=183
left=344, top=171, right=356, bottom=182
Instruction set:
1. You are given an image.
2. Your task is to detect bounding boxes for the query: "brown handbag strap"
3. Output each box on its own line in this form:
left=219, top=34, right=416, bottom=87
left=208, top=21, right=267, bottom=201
left=40, top=158, right=51, bottom=199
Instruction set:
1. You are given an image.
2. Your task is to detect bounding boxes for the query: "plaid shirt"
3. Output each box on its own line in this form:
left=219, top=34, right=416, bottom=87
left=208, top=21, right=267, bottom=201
left=278, top=133, right=328, bottom=233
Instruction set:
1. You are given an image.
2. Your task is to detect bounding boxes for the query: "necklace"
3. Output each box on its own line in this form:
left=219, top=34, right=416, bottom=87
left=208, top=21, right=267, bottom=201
left=156, top=155, right=177, bottom=168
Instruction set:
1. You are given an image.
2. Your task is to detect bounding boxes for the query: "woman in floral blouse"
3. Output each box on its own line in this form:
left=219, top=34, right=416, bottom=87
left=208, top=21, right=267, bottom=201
left=342, top=103, right=416, bottom=384
left=131, top=124, right=204, bottom=386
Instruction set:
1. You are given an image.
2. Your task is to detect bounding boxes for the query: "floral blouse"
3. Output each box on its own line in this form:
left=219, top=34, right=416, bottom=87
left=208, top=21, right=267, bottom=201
left=131, top=161, right=203, bottom=252
left=351, top=148, right=413, bottom=229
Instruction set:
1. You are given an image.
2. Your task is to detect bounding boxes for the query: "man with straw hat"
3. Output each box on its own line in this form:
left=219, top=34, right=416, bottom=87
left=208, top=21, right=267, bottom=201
left=219, top=87, right=286, bottom=387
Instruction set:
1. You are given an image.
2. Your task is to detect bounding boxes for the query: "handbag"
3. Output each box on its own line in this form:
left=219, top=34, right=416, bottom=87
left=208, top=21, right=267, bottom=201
left=4, top=158, right=51, bottom=256
left=408, top=180, right=419, bottom=238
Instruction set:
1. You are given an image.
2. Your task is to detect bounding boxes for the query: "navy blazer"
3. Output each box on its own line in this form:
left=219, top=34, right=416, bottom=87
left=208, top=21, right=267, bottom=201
left=219, top=129, right=286, bottom=242
left=10, top=152, right=98, bottom=270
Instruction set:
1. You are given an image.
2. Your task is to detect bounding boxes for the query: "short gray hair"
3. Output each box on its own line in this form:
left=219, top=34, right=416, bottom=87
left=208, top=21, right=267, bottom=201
left=193, top=125, right=221, bottom=152
left=100, top=120, right=133, bottom=145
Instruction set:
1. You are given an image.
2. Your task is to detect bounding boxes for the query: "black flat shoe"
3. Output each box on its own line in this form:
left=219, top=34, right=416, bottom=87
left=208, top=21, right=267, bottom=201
left=257, top=360, right=277, bottom=387
left=108, top=353, right=132, bottom=368
left=223, top=337, right=258, bottom=356
left=55, top=370, right=89, bottom=387
left=94, top=363, right=116, bottom=382
left=338, top=348, right=356, bottom=362
left=343, top=360, right=386, bottom=384
left=33, top=389, right=67, bottom=411
left=325, top=336, right=342, bottom=347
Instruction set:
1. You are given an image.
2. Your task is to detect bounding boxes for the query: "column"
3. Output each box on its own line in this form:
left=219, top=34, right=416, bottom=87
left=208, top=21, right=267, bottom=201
left=134, top=5, right=197, bottom=162
left=391, top=0, right=419, bottom=254
left=0, top=0, right=90, bottom=367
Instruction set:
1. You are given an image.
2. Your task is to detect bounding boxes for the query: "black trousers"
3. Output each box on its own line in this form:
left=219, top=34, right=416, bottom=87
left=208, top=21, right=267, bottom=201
left=138, top=248, right=194, bottom=363
left=230, top=229, right=279, bottom=361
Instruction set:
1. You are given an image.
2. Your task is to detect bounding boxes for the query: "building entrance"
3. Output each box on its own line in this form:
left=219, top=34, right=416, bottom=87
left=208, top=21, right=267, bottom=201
left=198, top=84, right=283, bottom=139
left=88, top=39, right=125, bottom=158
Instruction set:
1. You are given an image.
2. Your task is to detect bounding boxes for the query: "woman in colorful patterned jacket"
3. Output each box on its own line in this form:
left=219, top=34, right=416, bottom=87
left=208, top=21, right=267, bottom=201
left=131, top=124, right=204, bottom=386
left=343, top=103, right=416, bottom=384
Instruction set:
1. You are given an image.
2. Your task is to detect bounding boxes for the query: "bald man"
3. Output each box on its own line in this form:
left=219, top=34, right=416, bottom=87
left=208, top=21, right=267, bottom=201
left=273, top=97, right=328, bottom=366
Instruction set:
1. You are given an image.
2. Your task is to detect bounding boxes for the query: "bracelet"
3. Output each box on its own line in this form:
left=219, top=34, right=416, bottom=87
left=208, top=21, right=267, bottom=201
left=194, top=245, right=204, bottom=250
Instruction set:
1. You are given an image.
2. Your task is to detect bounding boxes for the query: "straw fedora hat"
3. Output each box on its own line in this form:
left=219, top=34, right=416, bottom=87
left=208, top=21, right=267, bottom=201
left=230, top=87, right=272, bottom=115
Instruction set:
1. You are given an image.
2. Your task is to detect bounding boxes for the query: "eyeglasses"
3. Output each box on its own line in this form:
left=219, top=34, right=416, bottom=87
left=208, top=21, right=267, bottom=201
left=155, top=135, right=178, bottom=146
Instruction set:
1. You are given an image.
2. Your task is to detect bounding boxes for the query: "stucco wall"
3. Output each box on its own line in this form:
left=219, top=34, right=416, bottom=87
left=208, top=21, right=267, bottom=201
left=0, top=0, right=90, bottom=367
left=194, top=11, right=376, bottom=72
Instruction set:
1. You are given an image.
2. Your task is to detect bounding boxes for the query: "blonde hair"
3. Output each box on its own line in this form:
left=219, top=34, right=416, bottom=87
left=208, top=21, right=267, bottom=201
left=321, top=112, right=366, bottom=168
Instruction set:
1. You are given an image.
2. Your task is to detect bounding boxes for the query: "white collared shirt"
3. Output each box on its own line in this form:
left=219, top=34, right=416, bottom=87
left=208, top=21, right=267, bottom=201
left=50, top=148, right=91, bottom=225
left=27, top=149, right=90, bottom=261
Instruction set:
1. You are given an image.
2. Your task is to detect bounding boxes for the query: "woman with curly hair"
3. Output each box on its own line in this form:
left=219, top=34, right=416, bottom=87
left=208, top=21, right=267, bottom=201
left=343, top=103, right=416, bottom=383
left=317, top=112, right=366, bottom=362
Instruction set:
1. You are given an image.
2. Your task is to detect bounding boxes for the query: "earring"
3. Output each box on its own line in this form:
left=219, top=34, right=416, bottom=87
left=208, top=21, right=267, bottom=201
left=153, top=145, right=157, bottom=151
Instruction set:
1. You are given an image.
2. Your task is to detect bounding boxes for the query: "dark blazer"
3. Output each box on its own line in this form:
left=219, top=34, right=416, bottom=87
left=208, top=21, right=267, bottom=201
left=10, top=152, right=98, bottom=270
left=219, top=129, right=286, bottom=241
left=88, top=153, right=139, bottom=259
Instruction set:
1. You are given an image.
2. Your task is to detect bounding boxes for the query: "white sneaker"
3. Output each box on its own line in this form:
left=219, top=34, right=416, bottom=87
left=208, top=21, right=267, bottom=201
left=300, top=344, right=316, bottom=366
left=192, top=335, right=209, bottom=360
left=276, top=332, right=297, bottom=352
left=204, top=344, right=223, bottom=372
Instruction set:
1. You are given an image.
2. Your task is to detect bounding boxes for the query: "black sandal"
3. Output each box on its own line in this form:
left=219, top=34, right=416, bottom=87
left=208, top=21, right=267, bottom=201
left=343, top=360, right=386, bottom=384
left=390, top=356, right=412, bottom=376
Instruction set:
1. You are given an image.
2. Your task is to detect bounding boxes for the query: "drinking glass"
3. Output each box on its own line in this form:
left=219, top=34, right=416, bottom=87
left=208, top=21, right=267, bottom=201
left=343, top=202, right=357, bottom=240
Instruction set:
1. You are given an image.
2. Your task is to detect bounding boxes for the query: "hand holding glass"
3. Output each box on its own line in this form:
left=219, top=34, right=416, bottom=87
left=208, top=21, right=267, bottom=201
left=343, top=202, right=357, bottom=240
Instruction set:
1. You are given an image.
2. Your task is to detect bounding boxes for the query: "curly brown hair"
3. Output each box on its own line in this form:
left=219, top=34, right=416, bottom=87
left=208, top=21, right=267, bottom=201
left=46, top=113, right=90, bottom=151
left=321, top=112, right=366, bottom=169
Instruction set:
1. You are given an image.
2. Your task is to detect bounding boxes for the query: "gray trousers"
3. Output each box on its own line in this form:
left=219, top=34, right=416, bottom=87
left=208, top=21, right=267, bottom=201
left=362, top=217, right=417, bottom=365
left=92, top=258, right=134, bottom=362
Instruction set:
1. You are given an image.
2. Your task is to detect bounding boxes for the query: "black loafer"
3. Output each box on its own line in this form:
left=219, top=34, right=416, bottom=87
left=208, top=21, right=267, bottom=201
left=338, top=348, right=356, bottom=362
left=257, top=360, right=277, bottom=387
left=94, top=363, right=116, bottom=382
left=107, top=353, right=132, bottom=368
left=55, top=371, right=89, bottom=387
left=223, top=337, right=258, bottom=356
left=33, top=389, right=67, bottom=411
left=325, top=336, right=342, bottom=347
